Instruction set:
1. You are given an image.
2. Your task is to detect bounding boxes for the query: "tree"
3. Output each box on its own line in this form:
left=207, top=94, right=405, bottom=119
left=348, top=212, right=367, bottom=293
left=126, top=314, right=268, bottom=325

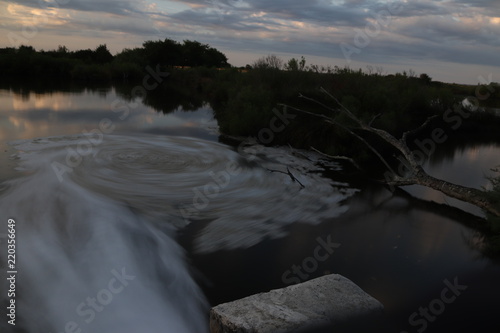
left=140, top=39, right=228, bottom=68
left=203, top=46, right=229, bottom=68
left=376, top=66, right=386, bottom=75
left=180, top=40, right=228, bottom=67
left=285, top=58, right=299, bottom=71
left=285, top=56, right=306, bottom=71
left=57, top=45, right=69, bottom=54
left=114, top=47, right=144, bottom=65
left=181, top=40, right=205, bottom=67
left=17, top=45, right=36, bottom=54
left=162, top=38, right=182, bottom=65
left=142, top=38, right=182, bottom=67
left=252, top=54, right=283, bottom=70
left=92, top=44, right=113, bottom=64
left=72, top=49, right=94, bottom=63
left=283, top=88, right=500, bottom=219
left=420, top=73, right=432, bottom=84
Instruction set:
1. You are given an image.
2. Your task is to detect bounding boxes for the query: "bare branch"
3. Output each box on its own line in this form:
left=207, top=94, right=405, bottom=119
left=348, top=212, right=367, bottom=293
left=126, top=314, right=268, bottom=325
left=297, top=94, right=340, bottom=115
left=286, top=88, right=500, bottom=217
left=320, top=87, right=359, bottom=123
left=402, top=115, right=440, bottom=144
left=278, top=104, right=334, bottom=123
left=281, top=102, right=397, bottom=174
left=266, top=167, right=305, bottom=188
left=316, top=88, right=419, bottom=166
left=310, top=147, right=361, bottom=170
left=369, top=113, right=382, bottom=126
left=333, top=122, right=398, bottom=175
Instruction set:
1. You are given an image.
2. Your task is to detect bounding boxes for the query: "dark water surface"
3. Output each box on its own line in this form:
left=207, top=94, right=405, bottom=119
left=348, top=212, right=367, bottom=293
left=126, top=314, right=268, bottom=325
left=1, top=85, right=499, bottom=333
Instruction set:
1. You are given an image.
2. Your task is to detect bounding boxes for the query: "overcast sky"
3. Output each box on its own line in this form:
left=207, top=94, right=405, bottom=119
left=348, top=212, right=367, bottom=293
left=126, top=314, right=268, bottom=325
left=0, top=0, right=499, bottom=84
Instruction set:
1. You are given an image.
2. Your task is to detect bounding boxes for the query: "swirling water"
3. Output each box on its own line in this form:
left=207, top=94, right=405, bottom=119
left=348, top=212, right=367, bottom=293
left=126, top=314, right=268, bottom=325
left=2, top=86, right=500, bottom=333
left=0, top=133, right=355, bottom=333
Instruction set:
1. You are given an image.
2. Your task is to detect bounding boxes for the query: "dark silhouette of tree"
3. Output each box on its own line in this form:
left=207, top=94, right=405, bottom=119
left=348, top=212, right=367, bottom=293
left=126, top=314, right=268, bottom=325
left=141, top=38, right=183, bottom=67
left=420, top=73, right=432, bottom=84
left=285, top=56, right=306, bottom=71
left=57, top=45, right=69, bottom=54
left=203, top=45, right=229, bottom=68
left=141, top=38, right=229, bottom=68
left=114, top=47, right=144, bottom=65
left=180, top=40, right=228, bottom=68
left=181, top=40, right=203, bottom=67
left=92, top=44, right=113, bottom=64
left=72, top=49, right=94, bottom=63
left=252, top=54, right=283, bottom=70
left=162, top=38, right=182, bottom=66
left=0, top=37, right=229, bottom=80
left=17, top=45, right=36, bottom=55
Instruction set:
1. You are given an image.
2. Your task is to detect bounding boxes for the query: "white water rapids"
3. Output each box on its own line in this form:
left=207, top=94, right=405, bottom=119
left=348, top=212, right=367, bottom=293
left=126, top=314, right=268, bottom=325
left=0, top=134, right=356, bottom=333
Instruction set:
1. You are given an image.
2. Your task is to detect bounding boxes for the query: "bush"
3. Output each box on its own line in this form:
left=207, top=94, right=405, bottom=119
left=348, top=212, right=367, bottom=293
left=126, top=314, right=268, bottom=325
left=110, top=62, right=143, bottom=81
left=219, top=86, right=275, bottom=135
left=71, top=64, right=111, bottom=81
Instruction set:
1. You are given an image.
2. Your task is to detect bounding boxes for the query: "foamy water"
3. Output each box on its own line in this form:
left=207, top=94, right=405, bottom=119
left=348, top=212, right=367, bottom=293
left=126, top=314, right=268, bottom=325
left=0, top=134, right=356, bottom=332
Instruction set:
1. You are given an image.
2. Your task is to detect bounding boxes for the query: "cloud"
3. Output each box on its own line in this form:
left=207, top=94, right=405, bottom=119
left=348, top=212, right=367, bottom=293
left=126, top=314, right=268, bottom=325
left=171, top=0, right=369, bottom=28
left=170, top=9, right=275, bottom=32
left=0, top=0, right=499, bottom=83
left=397, top=15, right=500, bottom=46
left=452, top=0, right=500, bottom=9
left=7, top=0, right=146, bottom=16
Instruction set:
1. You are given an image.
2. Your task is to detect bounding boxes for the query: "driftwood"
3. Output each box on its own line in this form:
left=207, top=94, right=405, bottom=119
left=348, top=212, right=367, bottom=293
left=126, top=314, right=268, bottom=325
left=265, top=166, right=305, bottom=188
left=281, top=88, right=500, bottom=218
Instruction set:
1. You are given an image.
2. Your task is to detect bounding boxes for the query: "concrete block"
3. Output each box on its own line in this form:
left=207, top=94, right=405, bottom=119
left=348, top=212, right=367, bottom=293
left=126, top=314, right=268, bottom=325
left=209, top=274, right=384, bottom=333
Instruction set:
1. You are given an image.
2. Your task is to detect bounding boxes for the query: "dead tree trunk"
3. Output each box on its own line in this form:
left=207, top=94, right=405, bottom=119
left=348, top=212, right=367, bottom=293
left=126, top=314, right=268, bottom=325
left=390, top=168, right=500, bottom=217
left=282, top=88, right=500, bottom=218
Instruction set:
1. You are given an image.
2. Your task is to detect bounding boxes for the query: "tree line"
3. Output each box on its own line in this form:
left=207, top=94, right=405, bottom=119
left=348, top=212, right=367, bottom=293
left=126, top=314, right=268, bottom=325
left=0, top=38, right=230, bottom=81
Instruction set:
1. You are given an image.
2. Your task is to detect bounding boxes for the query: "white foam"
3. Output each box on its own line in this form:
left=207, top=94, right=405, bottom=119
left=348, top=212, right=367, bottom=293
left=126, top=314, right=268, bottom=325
left=0, top=134, right=357, bottom=332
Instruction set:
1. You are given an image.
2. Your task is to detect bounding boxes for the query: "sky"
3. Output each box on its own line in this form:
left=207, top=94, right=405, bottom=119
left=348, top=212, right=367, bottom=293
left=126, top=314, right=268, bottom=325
left=0, top=0, right=499, bottom=84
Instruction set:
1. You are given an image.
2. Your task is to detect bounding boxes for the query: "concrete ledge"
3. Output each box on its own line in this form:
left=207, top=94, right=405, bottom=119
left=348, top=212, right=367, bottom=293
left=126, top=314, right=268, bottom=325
left=209, top=274, right=384, bottom=333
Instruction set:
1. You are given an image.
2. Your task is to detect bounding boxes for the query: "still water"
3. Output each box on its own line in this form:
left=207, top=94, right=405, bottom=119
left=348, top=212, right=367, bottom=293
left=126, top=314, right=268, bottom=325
left=0, top=85, right=499, bottom=333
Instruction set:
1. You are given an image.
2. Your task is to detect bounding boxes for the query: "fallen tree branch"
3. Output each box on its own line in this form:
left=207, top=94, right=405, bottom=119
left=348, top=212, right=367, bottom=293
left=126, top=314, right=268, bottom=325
left=266, top=167, right=305, bottom=189
left=310, top=147, right=361, bottom=170
left=287, top=89, right=500, bottom=218
left=281, top=103, right=398, bottom=175
left=402, top=115, right=440, bottom=144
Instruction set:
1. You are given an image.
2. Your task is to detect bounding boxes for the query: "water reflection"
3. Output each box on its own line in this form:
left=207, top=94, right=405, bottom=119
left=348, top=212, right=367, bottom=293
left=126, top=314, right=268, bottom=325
left=0, top=85, right=218, bottom=143
left=0, top=83, right=219, bottom=188
left=403, top=138, right=500, bottom=217
left=1, top=84, right=499, bottom=333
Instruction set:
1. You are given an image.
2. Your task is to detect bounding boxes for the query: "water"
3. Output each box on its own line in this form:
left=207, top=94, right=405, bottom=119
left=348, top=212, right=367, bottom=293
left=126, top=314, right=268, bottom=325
left=0, top=86, right=356, bottom=332
left=1, top=86, right=500, bottom=333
